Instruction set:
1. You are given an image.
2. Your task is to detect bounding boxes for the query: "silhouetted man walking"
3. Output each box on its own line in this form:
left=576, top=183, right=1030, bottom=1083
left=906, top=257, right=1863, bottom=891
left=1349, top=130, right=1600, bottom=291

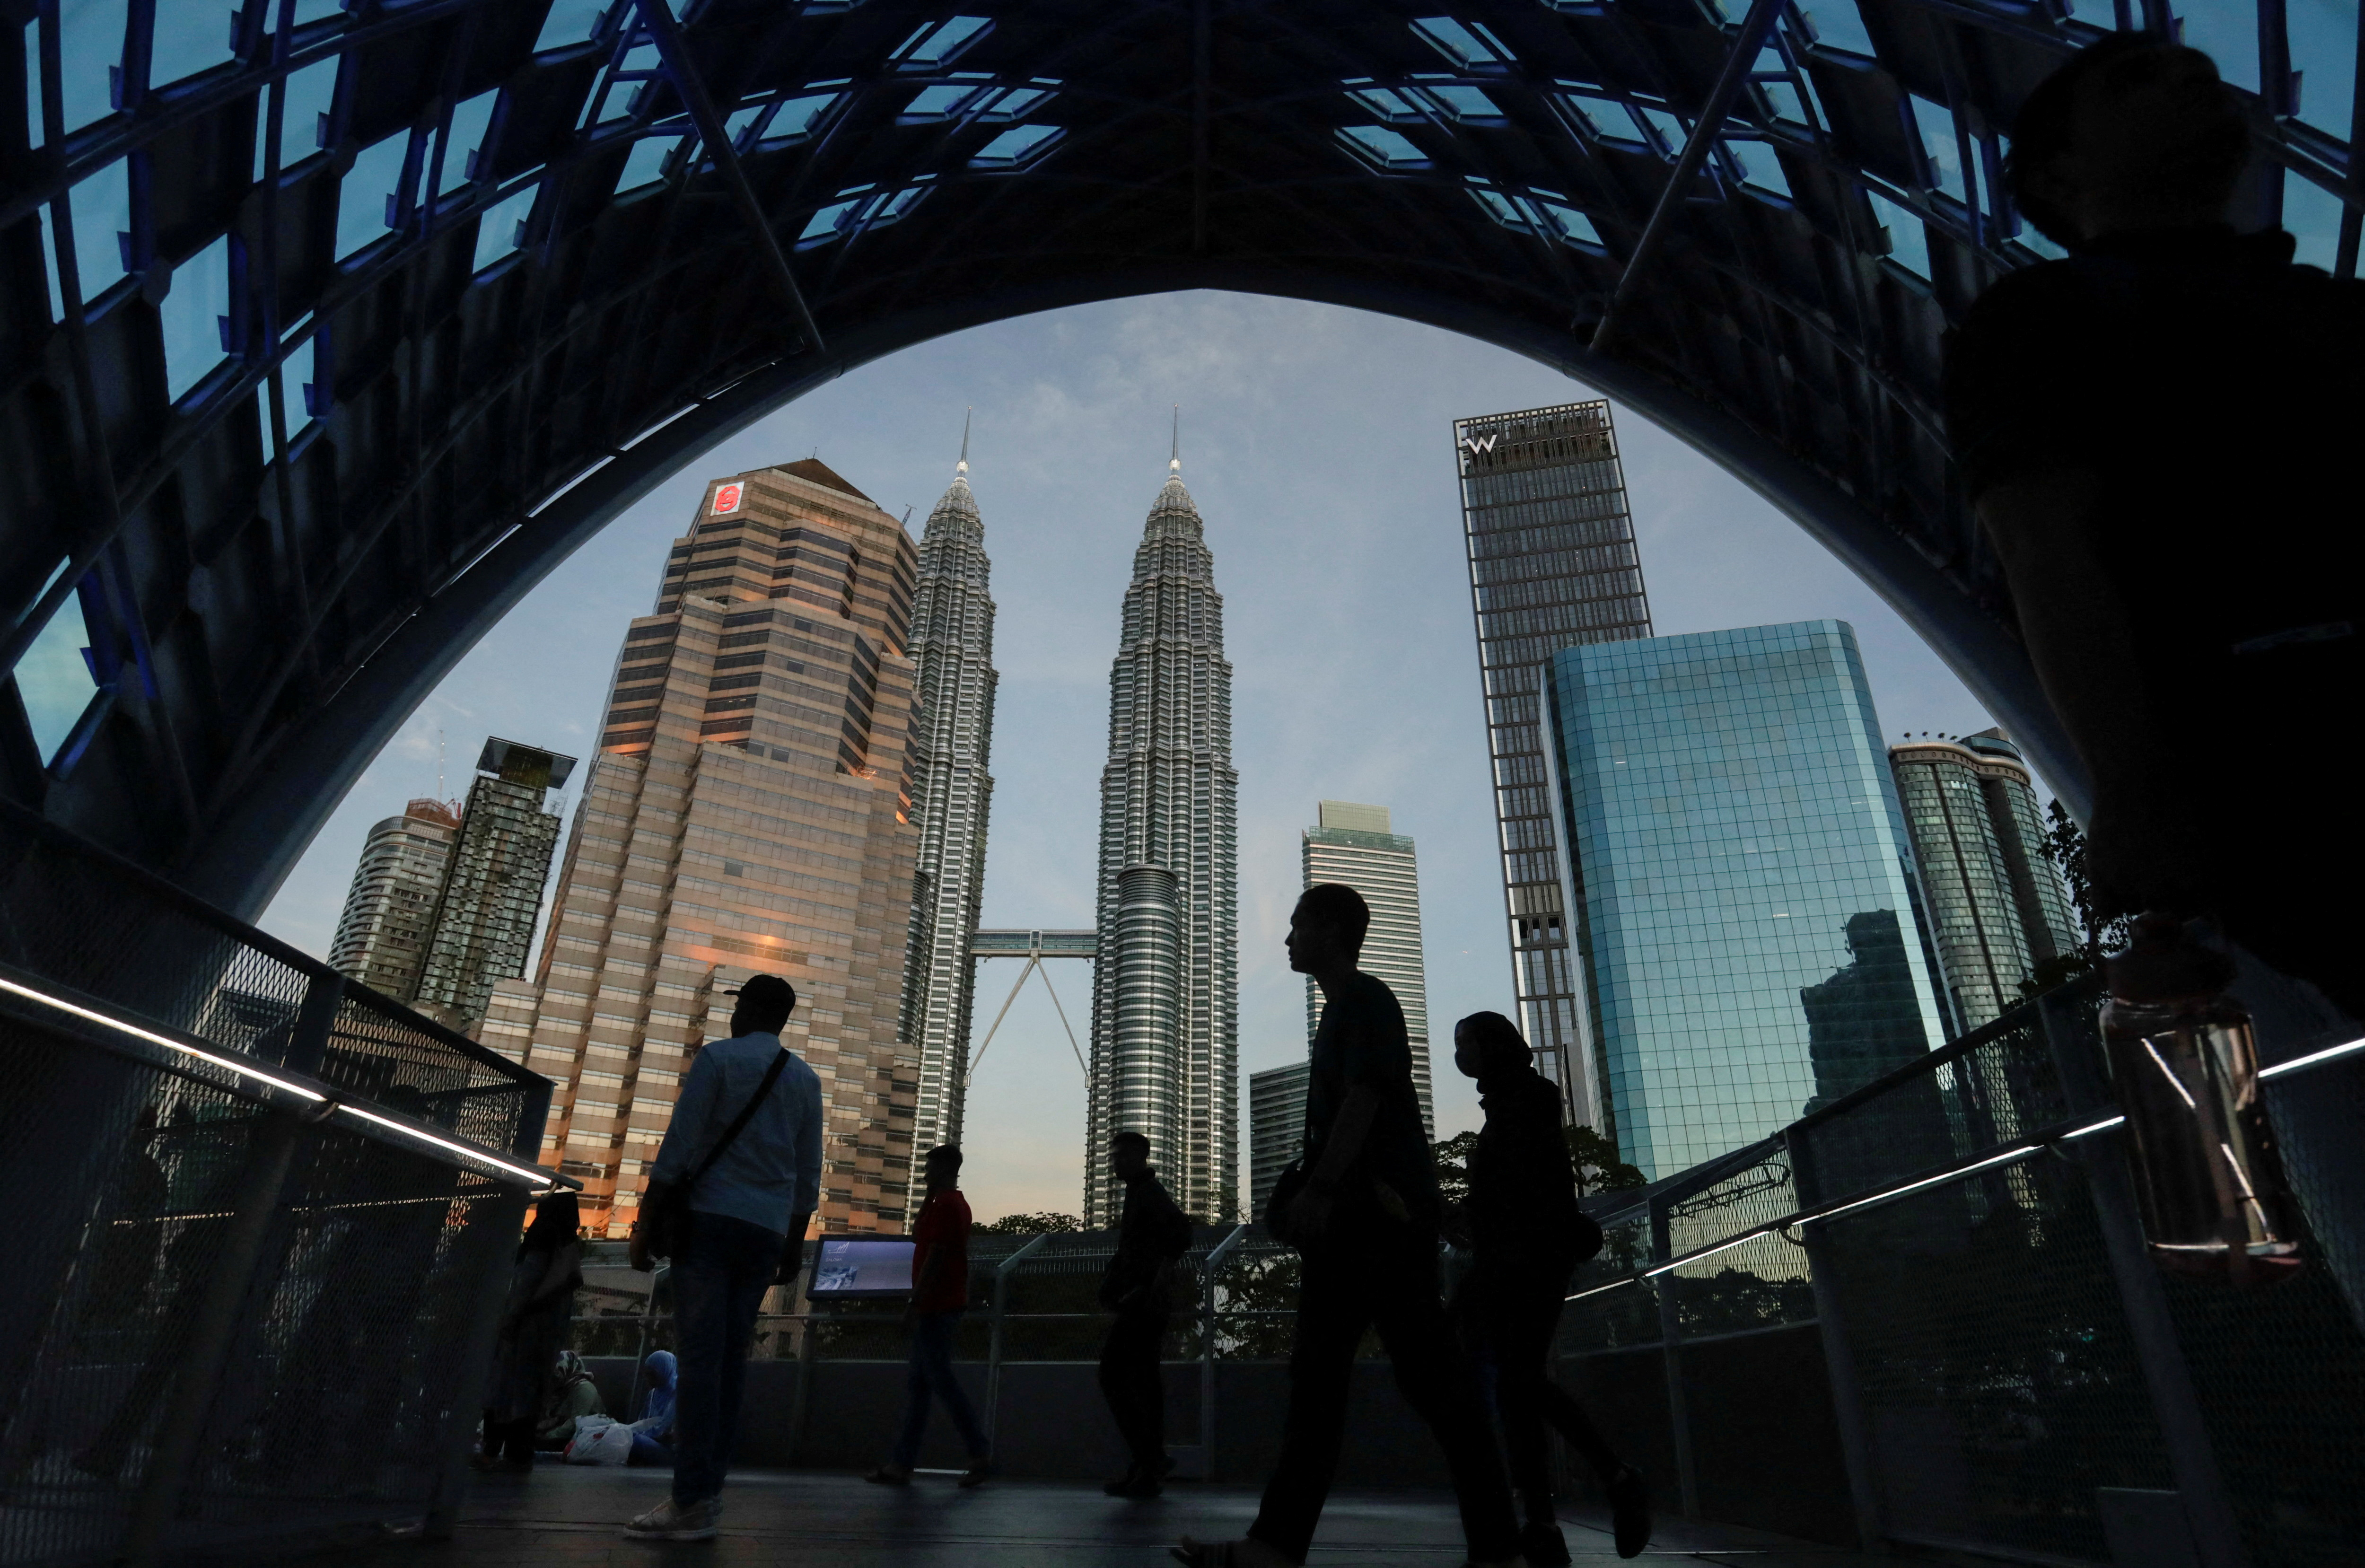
left=1451, top=1011, right=1649, bottom=1563
left=1100, top=1131, right=1191, bottom=1498
left=1175, top=885, right=1525, bottom=1568
left=1946, top=33, right=2365, bottom=1019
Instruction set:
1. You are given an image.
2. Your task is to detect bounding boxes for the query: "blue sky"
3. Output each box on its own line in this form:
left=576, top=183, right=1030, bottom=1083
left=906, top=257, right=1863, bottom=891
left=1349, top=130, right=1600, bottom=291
left=257, top=289, right=2015, bottom=1221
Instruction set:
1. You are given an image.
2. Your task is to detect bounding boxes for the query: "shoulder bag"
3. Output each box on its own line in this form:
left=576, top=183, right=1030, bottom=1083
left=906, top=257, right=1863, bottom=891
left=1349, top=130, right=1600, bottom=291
left=629, top=1048, right=789, bottom=1271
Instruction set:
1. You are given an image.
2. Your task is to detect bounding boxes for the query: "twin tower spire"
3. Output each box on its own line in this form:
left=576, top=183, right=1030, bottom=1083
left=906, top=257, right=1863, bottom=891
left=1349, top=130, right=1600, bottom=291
left=897, top=414, right=1239, bottom=1224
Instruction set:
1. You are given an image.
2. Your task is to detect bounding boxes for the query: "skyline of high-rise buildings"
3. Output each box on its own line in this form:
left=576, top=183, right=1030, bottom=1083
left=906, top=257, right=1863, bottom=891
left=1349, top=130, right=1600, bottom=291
left=1086, top=455, right=1240, bottom=1227
left=1542, top=620, right=1951, bottom=1180
left=1302, top=800, right=1433, bottom=1136
left=1454, top=399, right=1652, bottom=1136
left=897, top=439, right=999, bottom=1197
left=322, top=424, right=2066, bottom=1226
left=327, top=738, right=574, bottom=1032
left=486, top=459, right=926, bottom=1238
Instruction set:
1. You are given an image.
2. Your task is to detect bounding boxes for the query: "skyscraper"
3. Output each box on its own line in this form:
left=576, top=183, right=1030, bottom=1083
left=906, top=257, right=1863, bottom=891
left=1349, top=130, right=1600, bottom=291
left=1247, top=1060, right=1310, bottom=1218
left=897, top=436, right=999, bottom=1195
left=1543, top=621, right=1949, bottom=1179
left=1302, top=800, right=1432, bottom=1133
left=329, top=798, right=461, bottom=1000
left=1087, top=453, right=1239, bottom=1227
left=1454, top=400, right=1652, bottom=1134
left=409, top=737, right=576, bottom=1032
left=507, top=459, right=923, bottom=1238
left=1889, top=729, right=2080, bottom=1033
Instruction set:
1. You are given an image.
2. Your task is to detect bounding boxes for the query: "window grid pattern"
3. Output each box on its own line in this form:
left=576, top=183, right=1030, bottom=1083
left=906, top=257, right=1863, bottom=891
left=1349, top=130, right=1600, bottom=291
left=1547, top=620, right=1948, bottom=1180
left=1456, top=398, right=1652, bottom=1133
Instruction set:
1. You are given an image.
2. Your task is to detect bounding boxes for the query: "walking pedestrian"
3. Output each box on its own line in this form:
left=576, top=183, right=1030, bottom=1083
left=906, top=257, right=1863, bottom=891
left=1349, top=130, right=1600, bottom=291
left=1099, top=1130, right=1192, bottom=1498
left=1175, top=885, right=1526, bottom=1568
left=867, top=1145, right=995, bottom=1487
left=477, top=1188, right=583, bottom=1473
left=1944, top=32, right=2365, bottom=1017
left=1450, top=1011, right=1649, bottom=1563
left=621, top=973, right=821, bottom=1541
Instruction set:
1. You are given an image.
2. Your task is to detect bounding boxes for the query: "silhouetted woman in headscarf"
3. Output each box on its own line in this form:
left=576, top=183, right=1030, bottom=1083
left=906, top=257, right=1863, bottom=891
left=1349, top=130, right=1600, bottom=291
left=476, top=1189, right=582, bottom=1472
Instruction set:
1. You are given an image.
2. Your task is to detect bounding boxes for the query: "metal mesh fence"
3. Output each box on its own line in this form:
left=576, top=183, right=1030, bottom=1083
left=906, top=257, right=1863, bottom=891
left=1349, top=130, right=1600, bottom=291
left=1550, top=972, right=2365, bottom=1564
left=0, top=807, right=551, bottom=1566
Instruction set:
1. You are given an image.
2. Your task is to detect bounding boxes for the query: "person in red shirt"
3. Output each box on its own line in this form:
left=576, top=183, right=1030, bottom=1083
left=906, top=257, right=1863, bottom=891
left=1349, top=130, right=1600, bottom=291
left=866, top=1145, right=994, bottom=1486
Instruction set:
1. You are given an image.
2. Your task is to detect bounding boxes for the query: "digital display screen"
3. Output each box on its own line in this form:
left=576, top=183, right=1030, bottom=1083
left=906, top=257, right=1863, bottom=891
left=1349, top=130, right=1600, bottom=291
left=808, top=1237, right=917, bottom=1297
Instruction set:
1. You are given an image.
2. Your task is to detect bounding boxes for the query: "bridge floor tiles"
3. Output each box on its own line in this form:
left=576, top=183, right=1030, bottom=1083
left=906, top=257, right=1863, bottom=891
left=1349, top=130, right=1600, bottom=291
left=317, top=1467, right=1879, bottom=1568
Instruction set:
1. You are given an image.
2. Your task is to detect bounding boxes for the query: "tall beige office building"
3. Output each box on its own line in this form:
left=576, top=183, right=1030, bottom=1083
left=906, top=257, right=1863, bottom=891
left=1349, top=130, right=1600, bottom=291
left=1302, top=801, right=1433, bottom=1133
left=482, top=460, right=923, bottom=1239
left=329, top=798, right=461, bottom=999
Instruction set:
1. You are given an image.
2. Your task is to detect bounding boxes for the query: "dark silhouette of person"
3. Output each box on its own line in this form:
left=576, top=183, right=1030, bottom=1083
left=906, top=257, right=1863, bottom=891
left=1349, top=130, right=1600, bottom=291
left=1175, top=885, right=1524, bottom=1568
left=867, top=1144, right=995, bottom=1487
left=1449, top=1011, right=1650, bottom=1563
left=478, top=1188, right=584, bottom=1472
left=1944, top=33, right=2365, bottom=1019
left=1098, top=1130, right=1191, bottom=1498
left=624, top=973, right=822, bottom=1540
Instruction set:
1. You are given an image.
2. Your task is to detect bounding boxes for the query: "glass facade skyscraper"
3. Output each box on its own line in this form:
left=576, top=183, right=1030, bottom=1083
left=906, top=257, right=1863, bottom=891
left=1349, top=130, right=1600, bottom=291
left=1889, top=729, right=2080, bottom=1033
left=1455, top=400, right=1651, bottom=1134
left=1544, top=621, right=1948, bottom=1179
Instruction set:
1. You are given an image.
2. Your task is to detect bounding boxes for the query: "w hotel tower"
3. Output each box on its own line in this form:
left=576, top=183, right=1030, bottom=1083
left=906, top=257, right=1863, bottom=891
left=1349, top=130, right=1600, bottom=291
left=1453, top=400, right=1653, bottom=1134
left=480, top=460, right=922, bottom=1238
left=1086, top=455, right=1239, bottom=1227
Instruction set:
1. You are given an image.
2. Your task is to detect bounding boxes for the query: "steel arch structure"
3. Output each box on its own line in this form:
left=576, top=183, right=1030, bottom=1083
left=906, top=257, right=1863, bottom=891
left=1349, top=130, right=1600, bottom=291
left=1, top=0, right=2355, bottom=917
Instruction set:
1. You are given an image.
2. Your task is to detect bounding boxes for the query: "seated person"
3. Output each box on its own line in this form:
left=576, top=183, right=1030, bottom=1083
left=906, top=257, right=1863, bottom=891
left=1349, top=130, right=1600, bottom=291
left=628, top=1349, right=679, bottom=1466
left=536, top=1350, right=606, bottom=1449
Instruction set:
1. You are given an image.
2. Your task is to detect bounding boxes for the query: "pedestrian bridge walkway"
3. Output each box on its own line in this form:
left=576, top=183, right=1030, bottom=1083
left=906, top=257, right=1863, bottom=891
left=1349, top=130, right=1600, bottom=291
left=317, top=1469, right=1872, bottom=1568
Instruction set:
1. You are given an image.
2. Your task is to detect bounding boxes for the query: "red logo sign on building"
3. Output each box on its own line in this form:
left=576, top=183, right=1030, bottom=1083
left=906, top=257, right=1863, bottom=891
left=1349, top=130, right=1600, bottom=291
left=712, top=482, right=744, bottom=515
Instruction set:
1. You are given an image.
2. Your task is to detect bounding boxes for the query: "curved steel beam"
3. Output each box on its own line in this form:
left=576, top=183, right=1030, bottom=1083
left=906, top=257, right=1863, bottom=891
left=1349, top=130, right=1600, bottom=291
left=184, top=258, right=2084, bottom=919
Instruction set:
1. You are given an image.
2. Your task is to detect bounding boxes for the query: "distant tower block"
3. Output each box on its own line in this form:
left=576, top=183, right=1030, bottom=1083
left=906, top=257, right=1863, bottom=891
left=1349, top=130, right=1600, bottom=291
left=1302, top=801, right=1433, bottom=1134
left=329, top=798, right=461, bottom=1001
left=1889, top=730, right=2080, bottom=1034
left=1087, top=452, right=1240, bottom=1227
left=410, top=737, right=576, bottom=1032
left=1248, top=1060, right=1311, bottom=1218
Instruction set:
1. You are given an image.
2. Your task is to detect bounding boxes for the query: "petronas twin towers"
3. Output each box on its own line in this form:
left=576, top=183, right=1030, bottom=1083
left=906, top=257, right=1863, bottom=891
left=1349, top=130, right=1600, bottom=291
left=898, top=439, right=1238, bottom=1224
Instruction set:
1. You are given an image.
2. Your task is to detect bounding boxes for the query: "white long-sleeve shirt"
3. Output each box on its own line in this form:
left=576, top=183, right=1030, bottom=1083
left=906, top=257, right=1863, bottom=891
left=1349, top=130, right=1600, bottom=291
left=650, top=1031, right=823, bottom=1237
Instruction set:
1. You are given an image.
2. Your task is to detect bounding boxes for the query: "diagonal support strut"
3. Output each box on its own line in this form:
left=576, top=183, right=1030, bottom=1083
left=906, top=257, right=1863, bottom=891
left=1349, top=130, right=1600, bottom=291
left=1590, top=0, right=1786, bottom=352
left=633, top=0, right=827, bottom=356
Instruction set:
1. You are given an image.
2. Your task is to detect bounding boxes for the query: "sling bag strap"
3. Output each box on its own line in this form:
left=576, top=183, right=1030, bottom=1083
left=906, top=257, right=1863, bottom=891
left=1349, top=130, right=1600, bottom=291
left=683, top=1046, right=791, bottom=1195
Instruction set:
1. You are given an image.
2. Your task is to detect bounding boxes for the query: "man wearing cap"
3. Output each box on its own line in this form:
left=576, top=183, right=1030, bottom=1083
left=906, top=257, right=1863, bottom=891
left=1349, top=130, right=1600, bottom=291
left=624, top=974, right=822, bottom=1542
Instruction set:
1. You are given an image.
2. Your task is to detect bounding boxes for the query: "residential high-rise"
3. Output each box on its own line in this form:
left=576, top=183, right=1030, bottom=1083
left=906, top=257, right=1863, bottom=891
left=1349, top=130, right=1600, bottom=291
left=329, top=798, right=461, bottom=1000
left=1302, top=800, right=1432, bottom=1134
left=1087, top=454, right=1239, bottom=1227
left=1542, top=621, right=1949, bottom=1180
left=1247, top=1060, right=1310, bottom=1218
left=897, top=437, right=999, bottom=1195
left=501, top=460, right=923, bottom=1238
left=1454, top=400, right=1652, bottom=1134
left=1889, top=729, right=2080, bottom=1033
left=409, top=738, right=576, bottom=1032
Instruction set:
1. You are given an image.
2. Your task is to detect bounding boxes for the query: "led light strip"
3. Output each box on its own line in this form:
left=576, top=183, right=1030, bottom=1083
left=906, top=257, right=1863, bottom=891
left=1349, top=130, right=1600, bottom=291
left=0, top=972, right=561, bottom=1190
left=1566, top=1033, right=2365, bottom=1309
left=2260, top=1034, right=2365, bottom=1080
